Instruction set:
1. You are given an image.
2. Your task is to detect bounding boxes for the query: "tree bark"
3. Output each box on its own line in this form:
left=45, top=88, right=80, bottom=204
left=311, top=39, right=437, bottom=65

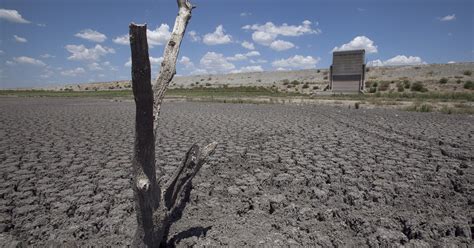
left=129, top=1, right=216, bottom=247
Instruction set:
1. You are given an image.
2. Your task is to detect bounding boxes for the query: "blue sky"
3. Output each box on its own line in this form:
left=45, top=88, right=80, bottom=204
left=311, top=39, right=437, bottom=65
left=0, top=0, right=472, bottom=88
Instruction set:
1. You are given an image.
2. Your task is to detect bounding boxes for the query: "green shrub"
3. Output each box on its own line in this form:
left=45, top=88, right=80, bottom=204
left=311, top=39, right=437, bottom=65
left=464, top=81, right=474, bottom=90
left=439, top=78, right=448, bottom=84
left=411, top=81, right=428, bottom=92
left=456, top=79, right=462, bottom=84
left=406, top=103, right=433, bottom=112
left=282, top=79, right=290, bottom=85
left=369, top=87, right=377, bottom=93
left=291, top=80, right=301, bottom=85
left=403, top=80, right=410, bottom=89
left=463, top=70, right=472, bottom=76
left=396, top=82, right=405, bottom=92
left=378, top=82, right=390, bottom=91
left=317, top=69, right=321, bottom=73
left=302, top=84, right=309, bottom=89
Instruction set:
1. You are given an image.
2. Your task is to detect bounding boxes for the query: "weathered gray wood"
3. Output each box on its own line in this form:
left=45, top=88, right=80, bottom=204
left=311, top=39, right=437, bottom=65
left=129, top=1, right=217, bottom=247
left=152, top=0, right=195, bottom=135
left=130, top=23, right=162, bottom=248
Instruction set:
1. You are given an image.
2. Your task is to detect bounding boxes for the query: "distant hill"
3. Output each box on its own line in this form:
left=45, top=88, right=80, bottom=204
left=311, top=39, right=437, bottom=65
left=46, top=62, right=473, bottom=94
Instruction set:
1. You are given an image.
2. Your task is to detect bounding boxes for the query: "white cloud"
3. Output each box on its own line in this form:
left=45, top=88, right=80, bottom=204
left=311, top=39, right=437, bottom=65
left=75, top=29, right=107, bottom=42
left=231, top=65, right=263, bottom=74
left=149, top=56, right=164, bottom=66
left=440, top=14, right=456, bottom=22
left=66, top=44, right=115, bottom=61
left=13, top=56, right=46, bottom=66
left=244, top=20, right=320, bottom=47
left=250, top=59, right=268, bottom=64
left=227, top=51, right=261, bottom=61
left=270, top=40, right=295, bottom=51
left=200, top=52, right=235, bottom=73
left=241, top=41, right=255, bottom=50
left=13, top=35, right=27, bottom=43
left=203, top=25, right=232, bottom=45
left=0, top=9, right=30, bottom=24
left=148, top=24, right=171, bottom=46
left=88, top=62, right=103, bottom=71
left=332, top=36, right=378, bottom=53
left=447, top=61, right=456, bottom=64
left=112, top=34, right=129, bottom=45
left=367, top=55, right=426, bottom=67
left=190, top=69, right=208, bottom=75
left=37, top=23, right=46, bottom=27
left=240, top=12, right=252, bottom=17
left=188, top=30, right=201, bottom=42
left=40, top=54, right=55, bottom=59
left=124, top=56, right=163, bottom=67
left=272, top=55, right=319, bottom=69
left=61, top=67, right=85, bottom=77
left=0, top=50, right=4, bottom=55
left=179, top=56, right=195, bottom=70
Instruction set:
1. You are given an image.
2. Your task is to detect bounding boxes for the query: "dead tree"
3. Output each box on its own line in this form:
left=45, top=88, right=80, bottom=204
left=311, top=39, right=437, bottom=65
left=129, top=0, right=217, bottom=247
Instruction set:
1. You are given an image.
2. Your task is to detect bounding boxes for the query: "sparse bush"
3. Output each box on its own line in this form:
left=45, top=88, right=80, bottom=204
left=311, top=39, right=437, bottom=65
left=372, top=82, right=379, bottom=88
left=439, top=78, right=448, bottom=84
left=256, top=79, right=262, bottom=83
left=323, top=76, right=328, bottom=80
left=313, top=86, right=319, bottom=90
left=287, top=84, right=293, bottom=88
left=317, top=69, right=321, bottom=73
left=378, top=82, right=390, bottom=91
left=354, top=102, right=360, bottom=109
left=369, top=87, right=377, bottom=93
left=366, top=67, right=370, bottom=72
left=463, top=70, right=472, bottom=76
left=208, top=77, right=212, bottom=81
left=396, top=82, right=405, bottom=92
left=291, top=80, right=301, bottom=85
left=205, top=83, right=211, bottom=87
left=464, top=80, right=474, bottom=90
left=411, top=81, right=428, bottom=92
left=403, top=80, right=410, bottom=89
left=302, top=83, right=309, bottom=89
left=282, top=79, right=290, bottom=85
left=406, top=103, right=433, bottom=112
left=456, top=79, right=462, bottom=84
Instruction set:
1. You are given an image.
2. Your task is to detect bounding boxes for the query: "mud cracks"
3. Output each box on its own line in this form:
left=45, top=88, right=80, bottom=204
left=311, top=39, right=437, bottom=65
left=0, top=98, right=472, bottom=247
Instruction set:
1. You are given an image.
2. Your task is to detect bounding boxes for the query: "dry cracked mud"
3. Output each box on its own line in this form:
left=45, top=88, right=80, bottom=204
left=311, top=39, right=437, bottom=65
left=0, top=97, right=472, bottom=247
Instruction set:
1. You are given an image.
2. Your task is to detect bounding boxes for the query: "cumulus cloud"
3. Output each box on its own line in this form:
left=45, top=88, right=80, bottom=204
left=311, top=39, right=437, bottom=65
left=0, top=9, right=30, bottom=24
left=440, top=14, right=456, bottom=22
left=148, top=24, right=171, bottom=46
left=200, top=52, right=235, bottom=73
left=61, top=67, right=85, bottom=77
left=241, top=41, right=255, bottom=50
left=243, top=20, right=320, bottom=48
left=226, top=51, right=261, bottom=61
left=179, top=56, right=195, bottom=70
left=13, top=35, right=27, bottom=43
left=270, top=40, right=295, bottom=51
left=332, top=36, right=378, bottom=54
left=113, top=24, right=171, bottom=47
left=88, top=62, right=103, bottom=71
left=12, top=56, right=46, bottom=66
left=203, top=25, right=232, bottom=45
left=231, top=65, right=263, bottom=74
left=75, top=29, right=107, bottom=42
left=124, top=56, right=163, bottom=67
left=112, top=34, right=129, bottom=45
left=40, top=54, right=55, bottom=59
left=188, top=30, right=201, bottom=42
left=240, top=12, right=252, bottom=17
left=66, top=44, right=115, bottom=61
left=272, top=55, right=319, bottom=69
left=367, top=55, right=426, bottom=67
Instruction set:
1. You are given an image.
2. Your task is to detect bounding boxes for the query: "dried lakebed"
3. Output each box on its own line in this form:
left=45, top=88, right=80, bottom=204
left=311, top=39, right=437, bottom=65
left=0, top=97, right=472, bottom=247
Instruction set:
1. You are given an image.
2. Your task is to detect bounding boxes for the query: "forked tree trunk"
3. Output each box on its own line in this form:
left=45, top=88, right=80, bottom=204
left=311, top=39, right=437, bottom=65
left=129, top=1, right=217, bottom=247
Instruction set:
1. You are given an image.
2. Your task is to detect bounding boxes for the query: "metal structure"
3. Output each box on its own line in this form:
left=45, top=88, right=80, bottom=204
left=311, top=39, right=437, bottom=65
left=330, top=49, right=366, bottom=93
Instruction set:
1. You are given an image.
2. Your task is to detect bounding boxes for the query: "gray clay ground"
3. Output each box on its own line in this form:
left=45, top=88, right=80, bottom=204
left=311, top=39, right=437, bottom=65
left=0, top=97, right=472, bottom=247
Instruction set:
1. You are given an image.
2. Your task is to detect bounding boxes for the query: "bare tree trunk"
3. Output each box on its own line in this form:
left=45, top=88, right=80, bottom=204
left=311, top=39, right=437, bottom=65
left=129, top=1, right=216, bottom=247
